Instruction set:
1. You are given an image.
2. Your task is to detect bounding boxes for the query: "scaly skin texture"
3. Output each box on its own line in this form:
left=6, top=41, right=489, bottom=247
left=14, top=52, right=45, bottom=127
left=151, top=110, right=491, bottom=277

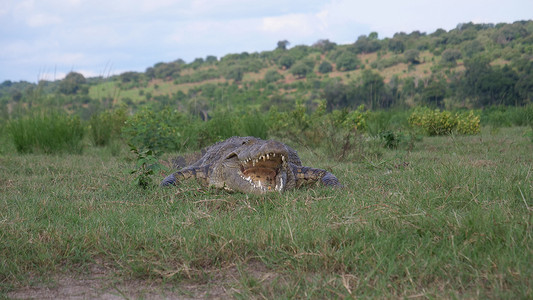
left=161, top=136, right=342, bottom=194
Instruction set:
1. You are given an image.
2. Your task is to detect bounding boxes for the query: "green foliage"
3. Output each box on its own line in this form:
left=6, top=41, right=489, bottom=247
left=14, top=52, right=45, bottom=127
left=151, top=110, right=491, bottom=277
left=318, top=61, right=333, bottom=73
left=481, top=104, right=533, bottom=127
left=122, top=107, right=194, bottom=154
left=408, top=107, right=480, bottom=136
left=404, top=49, right=420, bottom=64
left=264, top=70, right=283, bottom=83
left=268, top=102, right=369, bottom=160
left=335, top=51, right=360, bottom=71
left=58, top=72, right=87, bottom=95
left=455, top=111, right=481, bottom=135
left=225, top=66, right=244, bottom=82
left=129, top=144, right=167, bottom=189
left=440, top=49, right=462, bottom=66
left=197, top=112, right=238, bottom=146
left=278, top=55, right=295, bottom=69
left=353, top=33, right=382, bottom=53
left=8, top=109, right=85, bottom=154
left=89, top=107, right=127, bottom=146
left=380, top=130, right=401, bottom=149
left=146, top=60, right=183, bottom=80
left=239, top=111, right=268, bottom=139
left=289, top=61, right=313, bottom=78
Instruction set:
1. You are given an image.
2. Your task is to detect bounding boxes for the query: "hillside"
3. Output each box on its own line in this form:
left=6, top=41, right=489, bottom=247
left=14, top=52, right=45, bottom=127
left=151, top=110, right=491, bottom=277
left=1, top=20, right=532, bottom=119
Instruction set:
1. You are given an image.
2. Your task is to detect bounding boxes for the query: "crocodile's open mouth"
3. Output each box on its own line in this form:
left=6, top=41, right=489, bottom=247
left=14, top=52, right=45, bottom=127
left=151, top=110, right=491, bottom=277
left=239, top=152, right=286, bottom=192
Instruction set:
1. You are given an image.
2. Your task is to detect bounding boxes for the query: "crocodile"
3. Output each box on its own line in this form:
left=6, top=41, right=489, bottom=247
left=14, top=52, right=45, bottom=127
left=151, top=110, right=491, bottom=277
left=160, top=136, right=342, bottom=194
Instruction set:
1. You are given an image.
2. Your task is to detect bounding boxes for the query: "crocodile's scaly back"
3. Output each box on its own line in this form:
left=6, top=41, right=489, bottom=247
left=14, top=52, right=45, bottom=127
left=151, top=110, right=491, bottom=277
left=161, top=136, right=341, bottom=194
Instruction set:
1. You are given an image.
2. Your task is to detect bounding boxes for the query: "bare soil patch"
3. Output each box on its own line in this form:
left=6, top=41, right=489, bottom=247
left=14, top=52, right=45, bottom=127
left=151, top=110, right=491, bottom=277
left=7, top=261, right=277, bottom=299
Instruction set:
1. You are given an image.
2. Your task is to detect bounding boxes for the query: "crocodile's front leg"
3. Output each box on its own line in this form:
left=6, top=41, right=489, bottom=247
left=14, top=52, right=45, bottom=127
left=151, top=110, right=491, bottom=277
left=291, top=165, right=343, bottom=188
left=160, top=165, right=211, bottom=187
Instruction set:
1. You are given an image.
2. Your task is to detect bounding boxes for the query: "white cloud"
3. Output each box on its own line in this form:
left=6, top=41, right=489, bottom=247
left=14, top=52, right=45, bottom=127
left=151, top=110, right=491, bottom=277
left=25, top=13, right=62, bottom=27
left=261, top=13, right=317, bottom=37
left=1, top=0, right=532, bottom=82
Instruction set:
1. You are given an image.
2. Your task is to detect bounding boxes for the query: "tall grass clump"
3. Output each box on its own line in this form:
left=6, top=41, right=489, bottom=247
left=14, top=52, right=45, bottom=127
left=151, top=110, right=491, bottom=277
left=239, top=110, right=268, bottom=139
left=481, top=104, right=533, bottom=127
left=8, top=110, right=85, bottom=154
left=89, top=106, right=127, bottom=146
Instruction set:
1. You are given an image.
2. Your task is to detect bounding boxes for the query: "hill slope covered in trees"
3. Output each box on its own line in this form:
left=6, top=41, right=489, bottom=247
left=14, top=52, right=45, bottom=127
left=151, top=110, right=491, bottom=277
left=1, top=20, right=532, bottom=120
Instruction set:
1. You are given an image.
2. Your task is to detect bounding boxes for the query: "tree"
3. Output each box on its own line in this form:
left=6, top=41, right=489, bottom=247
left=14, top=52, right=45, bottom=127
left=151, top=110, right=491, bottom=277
left=353, top=34, right=382, bottom=54
left=335, top=51, right=360, bottom=71
left=462, top=40, right=485, bottom=58
left=323, top=78, right=348, bottom=110
left=277, top=40, right=290, bottom=50
left=205, top=55, right=218, bottom=64
left=440, top=49, right=462, bottom=66
left=312, top=39, right=336, bottom=52
left=388, top=38, right=405, bottom=53
left=459, top=56, right=520, bottom=106
left=59, top=72, right=86, bottom=95
left=225, top=66, right=243, bottom=82
left=318, top=61, right=333, bottom=74
left=290, top=62, right=312, bottom=79
left=352, top=70, right=390, bottom=109
left=264, top=70, right=283, bottom=83
left=404, top=49, right=420, bottom=64
left=422, top=77, right=447, bottom=108
left=120, top=71, right=142, bottom=83
left=278, top=55, right=295, bottom=69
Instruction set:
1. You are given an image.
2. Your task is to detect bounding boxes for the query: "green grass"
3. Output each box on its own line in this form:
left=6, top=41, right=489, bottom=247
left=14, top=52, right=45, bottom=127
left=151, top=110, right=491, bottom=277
left=1, top=127, right=532, bottom=298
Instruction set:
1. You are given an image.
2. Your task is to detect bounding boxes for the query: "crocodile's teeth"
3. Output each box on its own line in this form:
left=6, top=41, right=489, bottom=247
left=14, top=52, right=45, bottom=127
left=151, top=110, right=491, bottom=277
left=273, top=153, right=276, bottom=157
left=281, top=155, right=285, bottom=162
left=276, top=177, right=284, bottom=191
left=266, top=153, right=269, bottom=159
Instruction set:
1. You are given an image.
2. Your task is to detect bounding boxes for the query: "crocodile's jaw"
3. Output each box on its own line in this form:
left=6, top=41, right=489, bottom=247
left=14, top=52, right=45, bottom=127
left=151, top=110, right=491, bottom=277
left=218, top=152, right=292, bottom=194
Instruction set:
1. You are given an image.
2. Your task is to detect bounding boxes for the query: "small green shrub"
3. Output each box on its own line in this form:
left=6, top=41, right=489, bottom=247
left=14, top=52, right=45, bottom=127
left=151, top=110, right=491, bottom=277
left=129, top=144, right=167, bottom=189
left=380, top=130, right=400, bottom=149
left=408, top=107, right=480, bottom=136
left=8, top=110, right=85, bottom=154
left=122, top=106, right=195, bottom=154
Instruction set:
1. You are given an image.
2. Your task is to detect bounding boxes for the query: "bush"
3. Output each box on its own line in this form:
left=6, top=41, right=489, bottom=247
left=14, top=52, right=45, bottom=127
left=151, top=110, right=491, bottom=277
left=408, top=107, right=480, bottom=136
left=8, top=110, right=85, bottom=154
left=456, top=111, right=481, bottom=135
left=268, top=102, right=369, bottom=160
left=122, top=106, right=197, bottom=154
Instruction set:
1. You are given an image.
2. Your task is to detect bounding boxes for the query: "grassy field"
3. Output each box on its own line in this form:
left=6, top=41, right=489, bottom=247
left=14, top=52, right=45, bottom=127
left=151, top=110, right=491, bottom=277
left=1, top=127, right=532, bottom=298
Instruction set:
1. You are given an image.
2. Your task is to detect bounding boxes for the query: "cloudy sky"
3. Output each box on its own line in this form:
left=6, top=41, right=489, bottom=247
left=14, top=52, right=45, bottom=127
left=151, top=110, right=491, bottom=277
left=1, top=0, right=531, bottom=83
